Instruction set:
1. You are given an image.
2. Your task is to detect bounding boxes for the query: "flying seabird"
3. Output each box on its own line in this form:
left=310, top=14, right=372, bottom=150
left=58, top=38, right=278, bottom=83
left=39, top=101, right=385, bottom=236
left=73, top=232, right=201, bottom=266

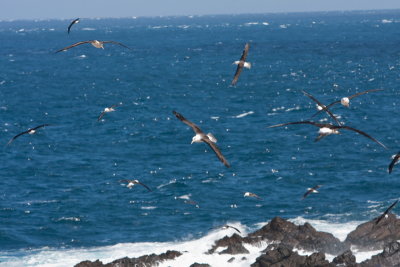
left=267, top=120, right=387, bottom=149
left=221, top=225, right=241, bottom=234
left=56, top=40, right=130, bottom=53
left=98, top=104, right=118, bottom=121
left=244, top=192, right=262, bottom=200
left=302, top=90, right=342, bottom=126
left=173, top=111, right=230, bottom=168
left=389, top=152, right=400, bottom=174
left=119, top=179, right=152, bottom=192
left=375, top=200, right=399, bottom=225
left=302, top=185, right=322, bottom=200
left=7, top=124, right=51, bottom=145
left=312, top=89, right=384, bottom=118
left=67, top=18, right=80, bottom=34
left=231, top=43, right=251, bottom=86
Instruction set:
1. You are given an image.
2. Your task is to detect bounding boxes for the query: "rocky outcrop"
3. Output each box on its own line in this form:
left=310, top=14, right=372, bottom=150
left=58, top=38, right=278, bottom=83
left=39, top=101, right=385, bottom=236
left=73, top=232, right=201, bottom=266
left=207, top=233, right=248, bottom=254
left=332, top=250, right=357, bottom=266
left=250, top=244, right=332, bottom=267
left=189, top=263, right=211, bottom=267
left=245, top=217, right=348, bottom=255
left=74, top=250, right=182, bottom=267
left=360, top=241, right=400, bottom=267
left=345, top=213, right=400, bottom=251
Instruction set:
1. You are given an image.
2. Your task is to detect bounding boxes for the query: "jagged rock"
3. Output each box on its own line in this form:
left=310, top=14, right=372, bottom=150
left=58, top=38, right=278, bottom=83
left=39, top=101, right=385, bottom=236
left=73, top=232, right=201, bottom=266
left=189, top=263, right=211, bottom=267
left=227, top=257, right=235, bottom=263
left=359, top=241, right=400, bottom=267
left=332, top=250, right=357, bottom=266
left=75, top=260, right=104, bottom=267
left=74, top=250, right=182, bottom=267
left=245, top=217, right=348, bottom=255
left=219, top=242, right=249, bottom=255
left=207, top=233, right=246, bottom=254
left=250, top=244, right=332, bottom=267
left=345, top=213, right=400, bottom=251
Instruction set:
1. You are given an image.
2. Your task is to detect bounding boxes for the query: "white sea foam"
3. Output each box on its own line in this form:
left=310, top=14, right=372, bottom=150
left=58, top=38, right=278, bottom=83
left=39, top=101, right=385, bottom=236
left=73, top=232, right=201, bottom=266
left=0, top=218, right=384, bottom=266
left=234, top=111, right=254, bottom=118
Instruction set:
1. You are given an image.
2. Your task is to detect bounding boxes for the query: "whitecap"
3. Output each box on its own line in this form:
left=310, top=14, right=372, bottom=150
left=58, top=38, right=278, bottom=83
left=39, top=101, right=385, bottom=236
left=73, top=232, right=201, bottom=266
left=234, top=111, right=254, bottom=118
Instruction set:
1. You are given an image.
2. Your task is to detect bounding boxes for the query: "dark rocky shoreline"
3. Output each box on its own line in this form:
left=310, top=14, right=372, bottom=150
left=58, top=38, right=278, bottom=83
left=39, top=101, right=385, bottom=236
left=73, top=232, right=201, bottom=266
left=75, top=215, right=400, bottom=267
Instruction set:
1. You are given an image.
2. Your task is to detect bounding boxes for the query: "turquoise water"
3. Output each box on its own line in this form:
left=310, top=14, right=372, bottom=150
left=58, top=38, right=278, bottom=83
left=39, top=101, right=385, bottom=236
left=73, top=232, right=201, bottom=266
left=0, top=10, right=400, bottom=264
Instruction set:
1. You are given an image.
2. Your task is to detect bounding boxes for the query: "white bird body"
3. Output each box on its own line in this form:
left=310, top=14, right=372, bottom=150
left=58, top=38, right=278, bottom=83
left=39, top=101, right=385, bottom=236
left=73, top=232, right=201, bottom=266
left=233, top=61, right=251, bottom=69
left=341, top=97, right=350, bottom=107
left=28, top=130, right=36, bottom=135
left=191, top=133, right=217, bottom=144
left=91, top=40, right=104, bottom=49
left=104, top=107, right=115, bottom=113
left=307, top=188, right=319, bottom=193
left=318, top=127, right=339, bottom=136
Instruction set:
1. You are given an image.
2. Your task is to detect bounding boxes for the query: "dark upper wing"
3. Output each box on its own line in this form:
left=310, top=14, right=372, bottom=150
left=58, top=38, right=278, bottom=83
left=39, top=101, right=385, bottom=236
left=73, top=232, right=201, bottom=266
left=55, top=41, right=92, bottom=53
left=348, top=89, right=384, bottom=100
left=239, top=43, right=250, bottom=62
left=267, top=120, right=327, bottom=129
left=202, top=138, right=230, bottom=168
left=31, top=124, right=51, bottom=131
left=337, top=126, right=387, bottom=149
left=302, top=189, right=312, bottom=200
left=102, top=41, right=131, bottom=49
left=97, top=111, right=106, bottom=121
left=389, top=152, right=400, bottom=174
left=67, top=18, right=79, bottom=34
left=384, top=200, right=399, bottom=215
left=231, top=64, right=243, bottom=86
left=138, top=182, right=152, bottom=192
left=118, top=179, right=130, bottom=183
left=302, top=90, right=342, bottom=126
left=173, top=111, right=203, bottom=134
left=226, top=225, right=241, bottom=234
left=376, top=200, right=399, bottom=224
left=311, top=100, right=342, bottom=118
left=7, top=130, right=30, bottom=145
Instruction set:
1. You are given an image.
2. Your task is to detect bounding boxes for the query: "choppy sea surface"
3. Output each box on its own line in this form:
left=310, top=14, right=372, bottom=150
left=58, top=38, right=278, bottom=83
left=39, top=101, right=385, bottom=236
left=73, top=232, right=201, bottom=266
left=1, top=10, right=400, bottom=266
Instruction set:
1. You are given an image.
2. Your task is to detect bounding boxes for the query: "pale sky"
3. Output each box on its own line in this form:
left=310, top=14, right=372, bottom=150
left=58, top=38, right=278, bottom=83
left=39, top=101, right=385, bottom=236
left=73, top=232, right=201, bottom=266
left=2, top=0, right=400, bottom=20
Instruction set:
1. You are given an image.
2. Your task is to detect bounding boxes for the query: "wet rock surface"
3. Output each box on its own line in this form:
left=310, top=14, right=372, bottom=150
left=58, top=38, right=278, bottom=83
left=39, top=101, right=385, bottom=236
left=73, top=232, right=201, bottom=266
left=345, top=213, right=400, bottom=251
left=74, top=250, right=182, bottom=267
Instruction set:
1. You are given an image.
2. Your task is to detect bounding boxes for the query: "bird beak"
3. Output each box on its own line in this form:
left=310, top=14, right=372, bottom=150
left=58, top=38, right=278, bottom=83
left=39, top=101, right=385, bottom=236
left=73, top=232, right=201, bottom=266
left=190, top=141, right=194, bottom=144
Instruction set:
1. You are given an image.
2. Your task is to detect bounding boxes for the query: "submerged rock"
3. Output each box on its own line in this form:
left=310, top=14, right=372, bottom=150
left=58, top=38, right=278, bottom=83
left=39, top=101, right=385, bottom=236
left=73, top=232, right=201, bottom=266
left=345, top=213, right=400, bottom=251
left=74, top=250, right=182, bottom=267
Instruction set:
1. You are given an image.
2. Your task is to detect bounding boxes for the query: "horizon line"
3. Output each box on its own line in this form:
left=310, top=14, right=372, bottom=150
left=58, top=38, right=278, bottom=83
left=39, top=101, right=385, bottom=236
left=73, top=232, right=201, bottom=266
left=1, top=8, right=399, bottom=23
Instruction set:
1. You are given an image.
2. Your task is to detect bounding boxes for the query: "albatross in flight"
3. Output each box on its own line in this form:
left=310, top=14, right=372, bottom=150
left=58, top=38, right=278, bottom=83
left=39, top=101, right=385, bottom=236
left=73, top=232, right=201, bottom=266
left=56, top=40, right=130, bottom=53
left=231, top=43, right=251, bottom=86
left=375, top=200, right=399, bottom=225
left=312, top=89, right=384, bottom=118
left=244, top=192, right=262, bottom=200
left=302, top=90, right=342, bottom=126
left=388, top=151, right=400, bottom=174
left=119, top=179, right=152, bottom=192
left=302, top=185, right=322, bottom=200
left=98, top=104, right=119, bottom=121
left=173, top=111, right=230, bottom=168
left=7, top=124, right=51, bottom=145
left=268, top=120, right=387, bottom=149
left=67, top=18, right=80, bottom=34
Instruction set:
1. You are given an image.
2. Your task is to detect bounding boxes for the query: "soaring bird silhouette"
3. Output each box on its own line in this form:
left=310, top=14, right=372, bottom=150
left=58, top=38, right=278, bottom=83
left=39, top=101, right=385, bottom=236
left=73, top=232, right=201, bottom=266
left=119, top=179, right=152, bottom=192
left=7, top=124, right=51, bottom=145
left=231, top=43, right=251, bottom=86
left=389, top=152, right=400, bottom=174
left=67, top=18, right=80, bottom=34
left=268, top=120, right=387, bottom=149
left=173, top=111, right=230, bottom=168
left=375, top=200, right=399, bottom=225
left=56, top=40, right=130, bottom=53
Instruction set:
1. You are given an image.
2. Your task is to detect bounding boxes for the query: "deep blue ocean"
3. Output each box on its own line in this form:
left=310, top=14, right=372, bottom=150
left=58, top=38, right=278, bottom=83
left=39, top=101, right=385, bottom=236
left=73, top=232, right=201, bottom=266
left=1, top=10, right=400, bottom=266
